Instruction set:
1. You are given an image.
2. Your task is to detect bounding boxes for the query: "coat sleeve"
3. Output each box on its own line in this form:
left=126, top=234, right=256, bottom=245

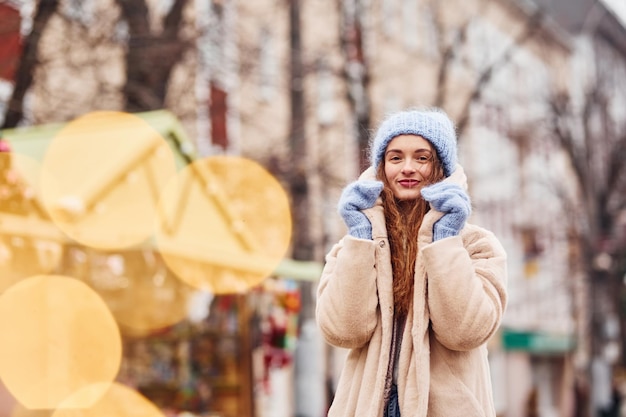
left=315, top=236, right=380, bottom=349
left=421, top=227, right=507, bottom=351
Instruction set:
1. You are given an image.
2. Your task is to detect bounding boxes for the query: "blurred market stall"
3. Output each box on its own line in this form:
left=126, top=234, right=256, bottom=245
left=0, top=109, right=322, bottom=417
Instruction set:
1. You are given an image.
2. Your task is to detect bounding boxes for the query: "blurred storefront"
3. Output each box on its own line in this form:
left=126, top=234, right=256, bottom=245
left=500, top=328, right=577, bottom=417
left=117, top=278, right=303, bottom=417
left=0, top=110, right=323, bottom=417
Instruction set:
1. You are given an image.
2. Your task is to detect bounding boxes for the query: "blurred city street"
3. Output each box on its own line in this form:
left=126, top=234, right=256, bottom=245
left=0, top=0, right=625, bottom=416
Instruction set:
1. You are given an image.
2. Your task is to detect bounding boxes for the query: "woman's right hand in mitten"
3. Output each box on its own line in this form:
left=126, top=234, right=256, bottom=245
left=337, top=180, right=384, bottom=240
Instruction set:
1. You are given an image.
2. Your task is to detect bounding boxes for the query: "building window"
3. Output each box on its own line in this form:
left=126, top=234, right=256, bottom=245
left=316, top=59, right=335, bottom=127
left=467, top=20, right=485, bottom=73
left=258, top=27, right=276, bottom=102
left=196, top=0, right=233, bottom=153
left=380, top=0, right=396, bottom=38
left=521, top=226, right=543, bottom=278
left=402, top=0, right=418, bottom=51
left=420, top=4, right=439, bottom=59
left=209, top=81, right=228, bottom=150
left=0, top=3, right=21, bottom=82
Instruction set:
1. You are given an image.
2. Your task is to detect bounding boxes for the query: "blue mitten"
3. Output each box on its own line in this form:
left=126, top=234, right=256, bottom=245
left=421, top=183, right=471, bottom=241
left=338, top=180, right=384, bottom=240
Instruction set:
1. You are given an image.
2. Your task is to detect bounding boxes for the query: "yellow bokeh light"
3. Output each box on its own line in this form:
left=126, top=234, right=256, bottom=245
left=0, top=152, right=64, bottom=292
left=10, top=403, right=52, bottom=417
left=0, top=275, right=122, bottom=409
left=50, top=382, right=165, bottom=417
left=40, top=111, right=178, bottom=250
left=86, top=251, right=194, bottom=337
left=7, top=152, right=45, bottom=202
left=155, top=156, right=292, bottom=293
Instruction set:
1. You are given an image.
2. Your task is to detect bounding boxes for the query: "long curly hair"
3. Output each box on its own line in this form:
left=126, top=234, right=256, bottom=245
left=376, top=155, right=445, bottom=318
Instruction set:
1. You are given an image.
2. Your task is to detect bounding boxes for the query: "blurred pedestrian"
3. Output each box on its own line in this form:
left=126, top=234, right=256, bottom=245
left=316, top=108, right=508, bottom=417
left=598, top=379, right=622, bottom=417
left=573, top=375, right=590, bottom=417
left=525, top=387, right=539, bottom=417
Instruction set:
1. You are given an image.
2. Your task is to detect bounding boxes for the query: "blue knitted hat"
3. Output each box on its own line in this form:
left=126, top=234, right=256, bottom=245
left=370, top=108, right=458, bottom=177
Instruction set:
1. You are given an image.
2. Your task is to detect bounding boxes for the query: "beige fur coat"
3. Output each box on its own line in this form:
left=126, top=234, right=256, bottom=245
left=316, top=165, right=508, bottom=417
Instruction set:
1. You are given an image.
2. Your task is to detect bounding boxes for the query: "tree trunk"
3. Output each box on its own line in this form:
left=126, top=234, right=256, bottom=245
left=339, top=0, right=371, bottom=172
left=288, top=1, right=326, bottom=415
left=1, top=0, right=59, bottom=129
left=115, top=0, right=188, bottom=112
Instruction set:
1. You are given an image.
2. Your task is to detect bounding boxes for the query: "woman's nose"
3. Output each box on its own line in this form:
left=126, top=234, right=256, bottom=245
left=401, top=160, right=417, bottom=173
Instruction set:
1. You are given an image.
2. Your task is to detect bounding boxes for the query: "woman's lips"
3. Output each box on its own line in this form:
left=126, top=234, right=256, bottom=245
left=398, top=179, right=419, bottom=188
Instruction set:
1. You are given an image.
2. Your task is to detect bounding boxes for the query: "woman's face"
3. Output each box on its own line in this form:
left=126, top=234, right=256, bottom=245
left=383, top=134, right=435, bottom=200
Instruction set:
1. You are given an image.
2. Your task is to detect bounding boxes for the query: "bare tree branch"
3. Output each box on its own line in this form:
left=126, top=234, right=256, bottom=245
left=547, top=91, right=589, bottom=201
left=163, top=0, right=187, bottom=38
left=338, top=0, right=371, bottom=171
left=455, top=9, right=544, bottom=136
left=433, top=22, right=467, bottom=108
left=114, top=0, right=191, bottom=112
left=606, top=132, right=626, bottom=204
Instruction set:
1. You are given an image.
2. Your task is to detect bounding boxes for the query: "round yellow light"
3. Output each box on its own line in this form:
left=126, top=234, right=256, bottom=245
left=10, top=402, right=51, bottom=417
left=51, top=382, right=165, bottom=417
left=87, top=251, right=194, bottom=337
left=155, top=156, right=292, bottom=293
left=40, top=111, right=177, bottom=250
left=0, top=275, right=122, bottom=409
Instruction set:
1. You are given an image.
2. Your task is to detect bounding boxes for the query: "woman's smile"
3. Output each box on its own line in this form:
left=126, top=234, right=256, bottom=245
left=398, top=179, right=420, bottom=188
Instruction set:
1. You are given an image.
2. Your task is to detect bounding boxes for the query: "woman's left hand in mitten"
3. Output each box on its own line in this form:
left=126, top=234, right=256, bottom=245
left=421, top=183, right=471, bottom=241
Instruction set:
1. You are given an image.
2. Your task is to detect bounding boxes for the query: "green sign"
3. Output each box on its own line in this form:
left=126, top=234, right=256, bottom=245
left=502, top=329, right=575, bottom=354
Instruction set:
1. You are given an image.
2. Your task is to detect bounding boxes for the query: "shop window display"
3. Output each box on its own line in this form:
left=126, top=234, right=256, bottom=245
left=117, top=278, right=301, bottom=417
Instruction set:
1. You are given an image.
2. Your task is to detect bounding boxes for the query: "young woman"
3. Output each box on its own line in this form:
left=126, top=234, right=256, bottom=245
left=316, top=108, right=508, bottom=417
